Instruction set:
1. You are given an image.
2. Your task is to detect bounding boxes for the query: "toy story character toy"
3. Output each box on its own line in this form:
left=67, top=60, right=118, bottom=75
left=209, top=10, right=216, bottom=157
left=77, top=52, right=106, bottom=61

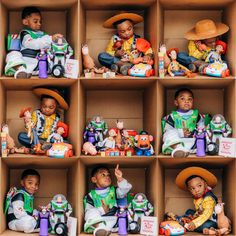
left=83, top=126, right=97, bottom=145
left=159, top=220, right=186, bottom=235
left=134, top=131, right=154, bottom=156
left=193, top=124, right=207, bottom=157
left=48, top=194, right=72, bottom=235
left=82, top=142, right=97, bottom=155
left=167, top=48, right=192, bottom=77
left=47, top=121, right=69, bottom=143
left=49, top=37, right=73, bottom=77
left=38, top=206, right=50, bottom=236
left=86, top=116, right=108, bottom=143
left=97, top=128, right=117, bottom=151
left=207, top=114, right=232, bottom=155
left=37, top=49, right=50, bottom=78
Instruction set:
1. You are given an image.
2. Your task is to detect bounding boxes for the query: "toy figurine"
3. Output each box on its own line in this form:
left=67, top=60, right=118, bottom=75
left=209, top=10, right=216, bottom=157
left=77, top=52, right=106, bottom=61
left=194, top=124, right=207, bottom=157
left=167, top=48, right=192, bottom=77
left=128, top=193, right=154, bottom=232
left=86, top=116, right=108, bottom=142
left=97, top=128, right=117, bottom=151
left=159, top=221, right=186, bottom=235
left=203, top=198, right=231, bottom=235
left=134, top=131, right=154, bottom=156
left=37, top=49, right=49, bottom=79
left=115, top=120, right=124, bottom=149
left=83, top=126, right=97, bottom=145
left=38, top=206, right=50, bottom=236
left=203, top=40, right=230, bottom=78
left=48, top=194, right=72, bottom=235
left=123, top=130, right=137, bottom=155
left=19, top=107, right=33, bottom=143
left=1, top=124, right=29, bottom=154
left=47, top=121, right=69, bottom=143
left=82, top=44, right=108, bottom=76
left=82, top=142, right=97, bottom=155
left=49, top=37, right=73, bottom=77
left=206, top=114, right=232, bottom=155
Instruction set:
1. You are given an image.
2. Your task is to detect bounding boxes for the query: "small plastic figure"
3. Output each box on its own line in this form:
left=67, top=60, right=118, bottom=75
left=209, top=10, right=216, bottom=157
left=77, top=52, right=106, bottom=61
left=82, top=142, right=97, bottom=155
left=86, top=116, right=108, bottom=142
left=128, top=193, right=154, bottom=231
left=193, top=125, right=207, bottom=157
left=47, top=121, right=69, bottom=143
left=167, top=48, right=192, bottom=77
left=203, top=198, right=231, bottom=235
left=97, top=128, right=117, bottom=151
left=49, top=37, right=73, bottom=77
left=206, top=114, right=232, bottom=155
left=48, top=194, right=72, bottom=235
left=134, top=131, right=154, bottom=156
left=83, top=126, right=97, bottom=145
left=38, top=205, right=50, bottom=236
left=82, top=44, right=108, bottom=76
left=37, top=49, right=49, bottom=79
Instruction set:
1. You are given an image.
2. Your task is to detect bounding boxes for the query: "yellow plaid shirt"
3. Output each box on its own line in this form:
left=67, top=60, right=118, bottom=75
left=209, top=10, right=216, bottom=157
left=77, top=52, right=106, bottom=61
left=32, top=111, right=57, bottom=139
left=192, top=195, right=216, bottom=228
left=188, top=40, right=212, bottom=60
left=106, top=35, right=153, bottom=58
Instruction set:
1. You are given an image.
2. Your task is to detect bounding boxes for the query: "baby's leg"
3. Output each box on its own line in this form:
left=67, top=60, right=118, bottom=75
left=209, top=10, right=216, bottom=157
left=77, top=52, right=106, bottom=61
left=23, top=57, right=38, bottom=74
left=8, top=215, right=37, bottom=233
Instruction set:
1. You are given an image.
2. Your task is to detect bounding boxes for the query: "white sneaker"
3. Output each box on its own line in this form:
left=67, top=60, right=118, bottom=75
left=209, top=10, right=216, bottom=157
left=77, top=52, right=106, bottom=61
left=93, top=227, right=111, bottom=236
left=14, top=66, right=31, bottom=79
left=171, top=147, right=189, bottom=158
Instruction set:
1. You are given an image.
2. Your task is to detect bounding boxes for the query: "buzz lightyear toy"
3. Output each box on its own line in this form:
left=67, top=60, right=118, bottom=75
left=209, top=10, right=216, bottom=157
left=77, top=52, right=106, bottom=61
left=128, top=193, right=154, bottom=233
left=48, top=194, right=72, bottom=235
left=207, top=114, right=232, bottom=155
left=49, top=37, right=73, bottom=77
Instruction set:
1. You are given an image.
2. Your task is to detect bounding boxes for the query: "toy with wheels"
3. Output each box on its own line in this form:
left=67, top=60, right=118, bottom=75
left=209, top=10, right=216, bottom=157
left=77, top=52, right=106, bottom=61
left=52, top=64, right=64, bottom=78
left=54, top=222, right=68, bottom=236
left=47, top=143, right=73, bottom=158
left=128, top=63, right=154, bottom=77
left=203, top=62, right=230, bottom=78
left=159, top=220, right=186, bottom=236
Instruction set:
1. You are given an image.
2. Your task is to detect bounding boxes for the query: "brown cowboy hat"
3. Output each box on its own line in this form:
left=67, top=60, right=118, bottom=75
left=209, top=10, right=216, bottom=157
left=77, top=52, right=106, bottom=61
left=184, top=19, right=229, bottom=40
left=103, top=12, right=143, bottom=28
left=33, top=88, right=69, bottom=110
left=175, top=166, right=217, bottom=191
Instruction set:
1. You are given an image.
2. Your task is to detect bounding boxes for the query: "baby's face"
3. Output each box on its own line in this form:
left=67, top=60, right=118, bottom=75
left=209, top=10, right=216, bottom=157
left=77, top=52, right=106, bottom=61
left=203, top=37, right=217, bottom=49
left=174, top=91, right=194, bottom=111
left=117, top=20, right=134, bottom=40
left=40, top=98, right=57, bottom=116
left=23, top=13, right=42, bottom=31
left=21, top=175, right=40, bottom=195
left=187, top=177, right=207, bottom=198
left=91, top=169, right=111, bottom=188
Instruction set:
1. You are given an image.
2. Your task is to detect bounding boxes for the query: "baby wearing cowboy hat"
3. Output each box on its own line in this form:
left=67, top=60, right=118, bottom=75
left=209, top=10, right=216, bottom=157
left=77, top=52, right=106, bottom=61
left=177, top=19, right=229, bottom=73
left=98, top=12, right=154, bottom=75
left=175, top=167, right=218, bottom=234
left=18, top=88, right=69, bottom=154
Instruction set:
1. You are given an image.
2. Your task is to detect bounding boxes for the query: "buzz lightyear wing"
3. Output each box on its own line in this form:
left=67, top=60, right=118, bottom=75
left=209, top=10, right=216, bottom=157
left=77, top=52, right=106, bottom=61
left=4, top=187, right=17, bottom=214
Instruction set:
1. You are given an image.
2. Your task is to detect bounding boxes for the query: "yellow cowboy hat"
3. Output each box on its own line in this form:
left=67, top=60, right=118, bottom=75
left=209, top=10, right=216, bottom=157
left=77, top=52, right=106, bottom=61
left=184, top=19, right=229, bottom=40
left=175, top=166, right=217, bottom=191
left=33, top=88, right=69, bottom=110
left=103, top=12, right=143, bottom=28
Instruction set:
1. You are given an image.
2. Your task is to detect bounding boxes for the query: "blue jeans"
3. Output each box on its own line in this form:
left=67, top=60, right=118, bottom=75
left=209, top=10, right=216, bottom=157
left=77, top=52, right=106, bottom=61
left=184, top=209, right=217, bottom=233
left=18, top=132, right=40, bottom=148
left=177, top=52, right=197, bottom=67
left=98, top=52, right=120, bottom=68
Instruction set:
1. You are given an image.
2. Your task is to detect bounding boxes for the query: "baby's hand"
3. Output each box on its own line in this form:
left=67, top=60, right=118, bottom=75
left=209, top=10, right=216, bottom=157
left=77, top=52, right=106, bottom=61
left=52, top=33, right=63, bottom=41
left=115, top=164, right=123, bottom=182
left=183, top=128, right=191, bottom=137
left=184, top=221, right=196, bottom=231
left=115, top=49, right=125, bottom=58
left=195, top=40, right=207, bottom=51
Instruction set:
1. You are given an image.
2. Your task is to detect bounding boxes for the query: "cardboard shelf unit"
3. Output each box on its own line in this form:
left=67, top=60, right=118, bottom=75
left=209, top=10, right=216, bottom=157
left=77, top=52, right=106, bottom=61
left=0, top=0, right=236, bottom=235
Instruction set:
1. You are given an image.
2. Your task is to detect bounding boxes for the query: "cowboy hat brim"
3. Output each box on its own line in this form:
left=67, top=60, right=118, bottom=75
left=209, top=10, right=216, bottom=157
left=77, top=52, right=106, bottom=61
left=175, top=166, right=217, bottom=191
left=103, top=13, right=143, bottom=29
left=184, top=22, right=229, bottom=40
left=33, top=88, right=69, bottom=110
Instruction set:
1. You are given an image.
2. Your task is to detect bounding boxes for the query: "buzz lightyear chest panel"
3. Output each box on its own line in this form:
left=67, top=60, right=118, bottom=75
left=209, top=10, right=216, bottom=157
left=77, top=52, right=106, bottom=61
left=51, top=201, right=68, bottom=213
left=91, top=186, right=116, bottom=209
left=172, top=110, right=198, bottom=132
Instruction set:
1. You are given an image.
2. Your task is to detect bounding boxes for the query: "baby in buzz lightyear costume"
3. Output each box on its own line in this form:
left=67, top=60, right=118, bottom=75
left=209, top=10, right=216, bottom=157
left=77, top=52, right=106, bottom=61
left=83, top=164, right=132, bottom=236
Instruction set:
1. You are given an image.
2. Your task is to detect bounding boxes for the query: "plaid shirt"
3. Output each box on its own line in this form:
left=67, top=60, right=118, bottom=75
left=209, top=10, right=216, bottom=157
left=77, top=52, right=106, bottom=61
left=192, top=194, right=216, bottom=228
left=188, top=40, right=211, bottom=60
